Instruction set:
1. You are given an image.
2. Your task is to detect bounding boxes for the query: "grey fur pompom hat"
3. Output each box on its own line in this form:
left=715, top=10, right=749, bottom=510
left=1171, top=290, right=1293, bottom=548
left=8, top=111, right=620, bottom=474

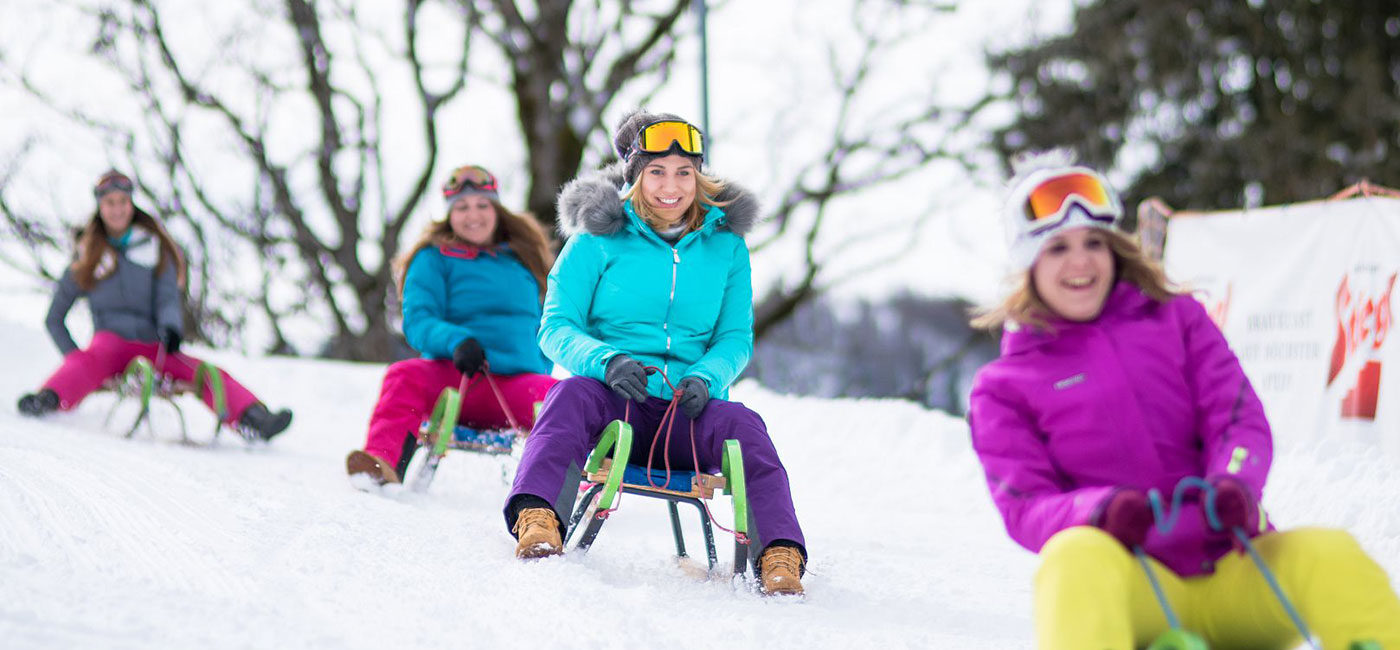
left=613, top=109, right=705, bottom=185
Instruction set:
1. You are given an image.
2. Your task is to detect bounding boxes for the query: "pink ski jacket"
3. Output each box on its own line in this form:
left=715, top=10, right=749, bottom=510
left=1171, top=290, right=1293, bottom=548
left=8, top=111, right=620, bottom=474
left=968, top=282, right=1272, bottom=576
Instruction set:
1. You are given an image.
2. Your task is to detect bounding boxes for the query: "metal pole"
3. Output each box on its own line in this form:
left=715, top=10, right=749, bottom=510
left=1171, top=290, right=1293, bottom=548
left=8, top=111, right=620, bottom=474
left=694, top=0, right=711, bottom=162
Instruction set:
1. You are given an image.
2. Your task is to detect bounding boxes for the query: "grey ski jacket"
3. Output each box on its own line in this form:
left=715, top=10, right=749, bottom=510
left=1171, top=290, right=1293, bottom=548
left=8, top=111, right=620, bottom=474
left=45, top=229, right=183, bottom=355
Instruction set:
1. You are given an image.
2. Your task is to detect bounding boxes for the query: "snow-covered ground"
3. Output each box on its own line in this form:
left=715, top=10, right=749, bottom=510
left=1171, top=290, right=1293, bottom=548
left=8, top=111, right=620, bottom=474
left=2, top=312, right=1397, bottom=649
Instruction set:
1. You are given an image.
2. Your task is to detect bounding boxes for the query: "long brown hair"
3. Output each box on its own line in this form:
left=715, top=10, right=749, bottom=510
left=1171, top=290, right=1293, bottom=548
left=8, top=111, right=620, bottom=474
left=622, top=165, right=729, bottom=233
left=393, top=199, right=555, bottom=301
left=71, top=206, right=187, bottom=292
left=971, top=229, right=1178, bottom=331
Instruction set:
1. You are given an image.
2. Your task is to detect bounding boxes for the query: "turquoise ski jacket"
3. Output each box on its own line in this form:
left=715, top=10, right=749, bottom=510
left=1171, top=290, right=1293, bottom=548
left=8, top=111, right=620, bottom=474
left=542, top=163, right=761, bottom=399
left=401, top=243, right=552, bottom=375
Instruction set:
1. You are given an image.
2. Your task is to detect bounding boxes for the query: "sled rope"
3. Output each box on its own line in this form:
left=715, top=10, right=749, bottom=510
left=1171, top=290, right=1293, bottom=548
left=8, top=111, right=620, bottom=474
left=460, top=361, right=524, bottom=434
left=641, top=367, right=683, bottom=492
left=1234, top=529, right=1320, bottom=649
left=1145, top=476, right=1213, bottom=535
left=159, top=348, right=230, bottom=426
left=1134, top=547, right=1183, bottom=630
left=1147, top=476, right=1319, bottom=650
left=635, top=366, right=749, bottom=544
left=699, top=491, right=748, bottom=544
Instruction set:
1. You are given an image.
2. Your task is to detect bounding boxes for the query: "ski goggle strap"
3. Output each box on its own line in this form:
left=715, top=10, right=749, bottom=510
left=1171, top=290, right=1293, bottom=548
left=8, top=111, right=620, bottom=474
left=1022, top=172, right=1119, bottom=226
left=94, top=170, right=135, bottom=198
left=630, top=120, right=704, bottom=160
left=442, top=165, right=499, bottom=200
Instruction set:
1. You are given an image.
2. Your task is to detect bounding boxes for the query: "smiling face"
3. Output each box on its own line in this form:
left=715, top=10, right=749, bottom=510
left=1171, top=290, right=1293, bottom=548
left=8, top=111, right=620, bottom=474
left=1030, top=227, right=1116, bottom=322
left=448, top=194, right=499, bottom=246
left=638, top=154, right=697, bottom=226
left=98, top=191, right=135, bottom=236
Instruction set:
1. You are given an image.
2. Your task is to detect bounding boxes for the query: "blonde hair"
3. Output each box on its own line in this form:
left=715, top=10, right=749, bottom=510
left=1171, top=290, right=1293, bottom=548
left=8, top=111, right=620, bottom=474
left=393, top=199, right=555, bottom=302
left=971, top=229, right=1177, bottom=331
left=621, top=163, right=729, bottom=232
left=71, top=206, right=186, bottom=292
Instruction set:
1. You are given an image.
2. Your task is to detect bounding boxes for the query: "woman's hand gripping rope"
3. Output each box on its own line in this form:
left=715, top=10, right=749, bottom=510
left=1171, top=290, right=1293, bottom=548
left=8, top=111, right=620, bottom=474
left=1147, top=476, right=1319, bottom=650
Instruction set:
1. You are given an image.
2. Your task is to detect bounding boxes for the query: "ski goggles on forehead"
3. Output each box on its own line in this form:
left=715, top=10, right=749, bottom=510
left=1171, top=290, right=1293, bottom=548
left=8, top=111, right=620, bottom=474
left=93, top=171, right=134, bottom=198
left=442, top=165, right=498, bottom=198
left=1022, top=172, right=1120, bottom=233
left=632, top=120, right=704, bottom=159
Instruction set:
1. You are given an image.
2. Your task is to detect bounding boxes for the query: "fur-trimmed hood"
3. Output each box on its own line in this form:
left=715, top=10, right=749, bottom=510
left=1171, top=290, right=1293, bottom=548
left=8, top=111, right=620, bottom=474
left=555, top=161, right=760, bottom=238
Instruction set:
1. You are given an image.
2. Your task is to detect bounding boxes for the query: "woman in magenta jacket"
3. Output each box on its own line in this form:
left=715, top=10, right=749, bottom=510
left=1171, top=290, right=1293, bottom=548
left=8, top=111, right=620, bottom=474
left=967, top=151, right=1399, bottom=649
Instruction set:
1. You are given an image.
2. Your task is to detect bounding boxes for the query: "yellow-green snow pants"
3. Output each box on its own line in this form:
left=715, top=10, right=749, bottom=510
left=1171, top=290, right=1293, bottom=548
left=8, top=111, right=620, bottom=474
left=1034, top=526, right=1400, bottom=649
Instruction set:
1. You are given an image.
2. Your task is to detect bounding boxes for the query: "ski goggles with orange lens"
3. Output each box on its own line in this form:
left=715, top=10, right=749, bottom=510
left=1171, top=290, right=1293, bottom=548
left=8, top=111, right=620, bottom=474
left=630, top=120, right=705, bottom=160
left=1022, top=171, right=1121, bottom=233
left=93, top=170, right=134, bottom=198
left=442, top=165, right=499, bottom=200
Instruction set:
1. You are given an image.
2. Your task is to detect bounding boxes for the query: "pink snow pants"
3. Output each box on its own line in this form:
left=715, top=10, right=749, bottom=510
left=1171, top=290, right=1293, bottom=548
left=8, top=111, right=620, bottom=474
left=42, top=331, right=261, bottom=424
left=361, top=358, right=556, bottom=467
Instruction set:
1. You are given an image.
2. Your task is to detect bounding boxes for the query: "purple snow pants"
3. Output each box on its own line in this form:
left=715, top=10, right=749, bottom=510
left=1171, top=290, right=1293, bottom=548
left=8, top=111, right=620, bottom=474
left=505, top=376, right=806, bottom=552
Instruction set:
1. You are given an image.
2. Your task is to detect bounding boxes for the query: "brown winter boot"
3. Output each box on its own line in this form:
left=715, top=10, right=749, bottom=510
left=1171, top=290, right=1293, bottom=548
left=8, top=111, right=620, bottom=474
left=758, top=546, right=805, bottom=596
left=512, top=507, right=564, bottom=559
left=345, top=450, right=401, bottom=487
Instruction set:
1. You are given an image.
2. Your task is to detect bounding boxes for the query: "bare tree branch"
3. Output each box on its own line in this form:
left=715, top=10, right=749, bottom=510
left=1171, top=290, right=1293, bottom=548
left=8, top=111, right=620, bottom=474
left=1, top=0, right=986, bottom=362
left=470, top=0, right=690, bottom=229
left=0, top=140, right=69, bottom=283
left=749, top=1, right=981, bottom=338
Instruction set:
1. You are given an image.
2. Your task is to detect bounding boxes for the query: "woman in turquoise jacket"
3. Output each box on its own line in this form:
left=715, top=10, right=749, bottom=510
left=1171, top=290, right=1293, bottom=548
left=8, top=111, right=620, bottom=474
left=503, top=110, right=807, bottom=596
left=346, top=165, right=557, bottom=486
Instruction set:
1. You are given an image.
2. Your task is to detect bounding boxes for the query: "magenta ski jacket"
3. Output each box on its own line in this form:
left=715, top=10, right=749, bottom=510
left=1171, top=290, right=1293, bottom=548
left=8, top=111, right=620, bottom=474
left=968, top=282, right=1272, bottom=576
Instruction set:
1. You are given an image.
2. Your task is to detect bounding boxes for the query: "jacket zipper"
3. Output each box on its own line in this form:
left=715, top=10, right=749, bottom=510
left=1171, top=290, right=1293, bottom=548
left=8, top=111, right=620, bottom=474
left=662, top=247, right=680, bottom=381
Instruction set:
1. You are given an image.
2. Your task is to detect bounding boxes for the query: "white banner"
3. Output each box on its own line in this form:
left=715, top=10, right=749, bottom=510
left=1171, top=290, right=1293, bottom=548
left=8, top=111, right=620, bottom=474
left=1164, top=196, right=1400, bottom=459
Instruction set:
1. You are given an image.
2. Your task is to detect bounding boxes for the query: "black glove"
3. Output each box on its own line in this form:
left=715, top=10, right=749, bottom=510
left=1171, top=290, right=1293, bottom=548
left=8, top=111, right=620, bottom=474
left=676, top=376, right=710, bottom=419
left=159, top=326, right=182, bottom=354
left=452, top=338, right=486, bottom=376
left=604, top=354, right=648, bottom=403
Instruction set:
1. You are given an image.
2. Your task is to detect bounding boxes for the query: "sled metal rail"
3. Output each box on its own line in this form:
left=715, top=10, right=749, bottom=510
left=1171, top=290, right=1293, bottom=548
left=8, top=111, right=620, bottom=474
left=564, top=420, right=752, bottom=577
left=102, top=354, right=236, bottom=446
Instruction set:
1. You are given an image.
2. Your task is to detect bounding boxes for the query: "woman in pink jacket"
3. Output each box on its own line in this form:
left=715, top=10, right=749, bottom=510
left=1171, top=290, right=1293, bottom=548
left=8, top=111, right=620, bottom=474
left=968, top=151, right=1400, bottom=649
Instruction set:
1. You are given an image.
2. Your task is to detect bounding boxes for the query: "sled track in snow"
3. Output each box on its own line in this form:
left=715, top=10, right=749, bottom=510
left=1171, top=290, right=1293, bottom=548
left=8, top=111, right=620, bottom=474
left=0, top=428, right=255, bottom=599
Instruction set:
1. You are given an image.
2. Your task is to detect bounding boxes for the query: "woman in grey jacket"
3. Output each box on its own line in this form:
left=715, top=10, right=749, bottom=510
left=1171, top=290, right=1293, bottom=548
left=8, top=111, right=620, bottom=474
left=16, top=170, right=292, bottom=440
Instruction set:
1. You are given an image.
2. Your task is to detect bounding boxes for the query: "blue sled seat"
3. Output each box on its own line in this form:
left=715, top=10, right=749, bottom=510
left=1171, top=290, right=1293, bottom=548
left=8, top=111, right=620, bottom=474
left=451, top=425, right=516, bottom=452
left=621, top=465, right=699, bottom=493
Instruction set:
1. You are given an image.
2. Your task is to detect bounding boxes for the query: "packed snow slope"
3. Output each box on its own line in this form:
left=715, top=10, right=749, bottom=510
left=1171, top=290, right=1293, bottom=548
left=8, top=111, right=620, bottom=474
left=1, top=316, right=1397, bottom=650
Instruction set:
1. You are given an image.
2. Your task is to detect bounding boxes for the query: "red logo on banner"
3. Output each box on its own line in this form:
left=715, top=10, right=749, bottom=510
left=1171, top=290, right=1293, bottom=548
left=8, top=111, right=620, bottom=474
left=1326, top=272, right=1397, bottom=420
left=1206, top=284, right=1232, bottom=330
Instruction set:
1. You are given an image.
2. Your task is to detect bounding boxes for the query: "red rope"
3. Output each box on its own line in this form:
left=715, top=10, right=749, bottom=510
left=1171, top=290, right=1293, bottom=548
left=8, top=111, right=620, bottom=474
left=459, top=361, right=524, bottom=434
left=641, top=366, right=682, bottom=491
left=634, top=366, right=747, bottom=543
left=644, top=396, right=681, bottom=490
left=702, top=499, right=749, bottom=544
left=152, top=345, right=199, bottom=397
left=578, top=451, right=625, bottom=517
left=154, top=343, right=168, bottom=376
left=480, top=362, right=523, bottom=432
